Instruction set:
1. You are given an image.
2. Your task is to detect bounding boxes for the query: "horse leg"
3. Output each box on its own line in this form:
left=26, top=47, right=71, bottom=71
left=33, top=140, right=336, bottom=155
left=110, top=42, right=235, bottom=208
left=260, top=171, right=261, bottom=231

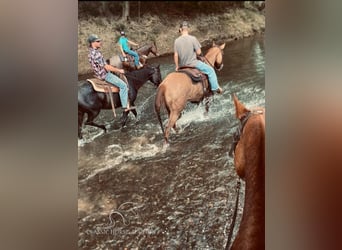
left=172, top=112, right=182, bottom=133
left=131, top=109, right=138, bottom=117
left=130, top=101, right=138, bottom=118
left=164, top=111, right=180, bottom=144
left=78, top=109, right=84, bottom=139
left=120, top=110, right=129, bottom=127
left=84, top=110, right=107, bottom=132
left=204, top=97, right=210, bottom=114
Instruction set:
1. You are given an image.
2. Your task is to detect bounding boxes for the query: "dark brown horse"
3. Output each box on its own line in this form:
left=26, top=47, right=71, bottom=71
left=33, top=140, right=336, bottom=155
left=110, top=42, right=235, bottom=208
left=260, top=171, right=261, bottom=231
left=78, top=65, right=162, bottom=139
left=109, top=42, right=159, bottom=71
left=154, top=42, right=225, bottom=145
left=227, top=94, right=265, bottom=250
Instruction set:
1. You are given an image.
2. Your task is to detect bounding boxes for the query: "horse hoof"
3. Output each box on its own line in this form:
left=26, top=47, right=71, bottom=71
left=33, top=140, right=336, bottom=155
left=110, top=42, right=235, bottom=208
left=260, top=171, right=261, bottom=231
left=162, top=141, right=170, bottom=150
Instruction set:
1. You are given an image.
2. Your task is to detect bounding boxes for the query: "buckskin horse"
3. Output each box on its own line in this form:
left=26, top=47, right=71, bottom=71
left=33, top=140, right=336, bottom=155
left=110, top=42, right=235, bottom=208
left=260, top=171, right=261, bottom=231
left=226, top=94, right=265, bottom=250
left=154, top=42, right=225, bottom=145
left=108, top=42, right=159, bottom=72
left=78, top=65, right=162, bottom=139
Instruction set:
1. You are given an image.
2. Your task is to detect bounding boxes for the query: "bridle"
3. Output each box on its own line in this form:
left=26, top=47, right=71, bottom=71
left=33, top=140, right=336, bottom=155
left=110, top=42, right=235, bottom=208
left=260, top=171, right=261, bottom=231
left=229, top=111, right=252, bottom=157
left=229, top=109, right=264, bottom=157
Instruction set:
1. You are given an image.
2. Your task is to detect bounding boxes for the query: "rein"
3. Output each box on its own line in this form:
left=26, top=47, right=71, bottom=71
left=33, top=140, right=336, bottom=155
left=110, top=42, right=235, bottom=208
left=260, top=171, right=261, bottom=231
left=125, top=70, right=151, bottom=85
left=204, top=47, right=224, bottom=71
left=224, top=112, right=252, bottom=249
left=225, top=178, right=241, bottom=250
left=123, top=69, right=158, bottom=92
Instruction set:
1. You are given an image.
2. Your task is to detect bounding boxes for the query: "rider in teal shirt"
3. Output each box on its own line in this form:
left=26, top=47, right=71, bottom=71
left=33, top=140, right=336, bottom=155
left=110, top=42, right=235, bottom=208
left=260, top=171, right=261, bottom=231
left=118, top=31, right=142, bottom=69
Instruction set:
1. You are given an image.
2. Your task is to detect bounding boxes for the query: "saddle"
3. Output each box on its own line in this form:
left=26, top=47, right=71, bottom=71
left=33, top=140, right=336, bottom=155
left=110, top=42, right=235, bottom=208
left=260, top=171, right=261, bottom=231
left=119, top=54, right=134, bottom=63
left=86, top=78, right=120, bottom=93
left=86, top=74, right=129, bottom=118
left=86, top=74, right=128, bottom=93
left=119, top=49, right=142, bottom=63
left=177, top=67, right=211, bottom=95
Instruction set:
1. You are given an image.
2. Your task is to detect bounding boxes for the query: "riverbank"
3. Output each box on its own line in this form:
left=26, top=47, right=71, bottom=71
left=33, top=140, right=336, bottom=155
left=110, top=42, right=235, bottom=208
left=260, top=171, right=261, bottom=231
left=78, top=7, right=265, bottom=76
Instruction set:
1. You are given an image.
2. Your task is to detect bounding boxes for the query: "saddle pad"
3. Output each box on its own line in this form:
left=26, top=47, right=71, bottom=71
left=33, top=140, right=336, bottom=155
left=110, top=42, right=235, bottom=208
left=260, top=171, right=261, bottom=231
left=86, top=78, right=120, bottom=93
left=119, top=55, right=126, bottom=62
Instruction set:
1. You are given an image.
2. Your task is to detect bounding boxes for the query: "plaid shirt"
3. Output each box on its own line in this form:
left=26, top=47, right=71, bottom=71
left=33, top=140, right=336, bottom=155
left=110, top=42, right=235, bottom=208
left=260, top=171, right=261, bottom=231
left=88, top=47, right=107, bottom=80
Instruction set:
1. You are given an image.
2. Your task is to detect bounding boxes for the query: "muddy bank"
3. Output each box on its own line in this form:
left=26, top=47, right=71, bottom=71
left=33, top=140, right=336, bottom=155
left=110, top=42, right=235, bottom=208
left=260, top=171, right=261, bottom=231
left=78, top=8, right=265, bottom=76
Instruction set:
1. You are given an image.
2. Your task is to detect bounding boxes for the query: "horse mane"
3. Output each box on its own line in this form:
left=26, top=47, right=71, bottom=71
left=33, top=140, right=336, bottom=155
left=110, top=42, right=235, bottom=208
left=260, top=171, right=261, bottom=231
left=137, top=42, right=153, bottom=50
left=125, top=67, right=150, bottom=78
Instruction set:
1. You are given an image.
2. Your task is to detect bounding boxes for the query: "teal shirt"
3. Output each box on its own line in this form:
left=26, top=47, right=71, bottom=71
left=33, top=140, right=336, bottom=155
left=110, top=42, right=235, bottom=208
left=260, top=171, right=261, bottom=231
left=118, top=36, right=129, bottom=51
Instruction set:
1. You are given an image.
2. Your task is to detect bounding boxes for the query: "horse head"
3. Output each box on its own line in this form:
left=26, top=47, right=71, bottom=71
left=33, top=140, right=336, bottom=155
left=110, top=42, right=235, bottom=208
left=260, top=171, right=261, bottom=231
left=231, top=93, right=265, bottom=179
left=137, top=42, right=159, bottom=57
left=205, top=42, right=225, bottom=71
left=148, top=64, right=162, bottom=87
left=150, top=41, right=159, bottom=56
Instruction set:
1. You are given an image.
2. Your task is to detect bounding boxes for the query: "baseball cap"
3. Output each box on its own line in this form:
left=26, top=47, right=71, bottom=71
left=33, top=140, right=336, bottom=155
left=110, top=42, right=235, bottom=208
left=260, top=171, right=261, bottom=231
left=120, top=31, right=125, bottom=36
left=180, top=21, right=189, bottom=28
left=87, top=34, right=101, bottom=43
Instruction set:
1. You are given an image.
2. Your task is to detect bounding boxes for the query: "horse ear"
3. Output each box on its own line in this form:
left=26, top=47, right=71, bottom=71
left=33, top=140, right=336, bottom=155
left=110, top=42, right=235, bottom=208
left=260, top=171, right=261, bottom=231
left=232, top=94, right=250, bottom=120
left=220, top=43, right=226, bottom=50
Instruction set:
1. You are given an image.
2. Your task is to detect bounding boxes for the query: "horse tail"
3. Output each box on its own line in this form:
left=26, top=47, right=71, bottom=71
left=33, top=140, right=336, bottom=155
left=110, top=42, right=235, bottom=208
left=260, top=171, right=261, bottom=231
left=154, top=85, right=165, bottom=135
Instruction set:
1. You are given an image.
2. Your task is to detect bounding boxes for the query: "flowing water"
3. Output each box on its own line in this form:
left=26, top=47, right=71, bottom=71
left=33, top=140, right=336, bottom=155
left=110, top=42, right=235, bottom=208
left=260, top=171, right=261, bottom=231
left=78, top=34, right=265, bottom=249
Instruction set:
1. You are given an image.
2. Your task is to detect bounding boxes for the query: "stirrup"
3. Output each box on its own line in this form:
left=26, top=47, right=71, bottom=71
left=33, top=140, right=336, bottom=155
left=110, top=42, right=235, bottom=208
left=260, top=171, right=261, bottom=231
left=124, top=106, right=136, bottom=112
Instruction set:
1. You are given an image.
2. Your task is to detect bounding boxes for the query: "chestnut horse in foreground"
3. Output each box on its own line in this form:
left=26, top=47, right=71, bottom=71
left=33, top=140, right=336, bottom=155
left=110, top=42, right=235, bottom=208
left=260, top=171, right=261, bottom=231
left=155, top=42, right=225, bottom=145
left=227, top=94, right=265, bottom=250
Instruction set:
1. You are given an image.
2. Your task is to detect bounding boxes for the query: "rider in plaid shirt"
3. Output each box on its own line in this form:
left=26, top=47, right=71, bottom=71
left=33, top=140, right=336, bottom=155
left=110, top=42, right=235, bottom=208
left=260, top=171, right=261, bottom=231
left=87, top=34, right=134, bottom=111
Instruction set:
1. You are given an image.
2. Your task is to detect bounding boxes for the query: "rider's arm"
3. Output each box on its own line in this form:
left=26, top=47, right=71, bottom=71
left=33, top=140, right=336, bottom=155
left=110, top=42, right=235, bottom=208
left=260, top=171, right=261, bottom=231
left=128, top=40, right=138, bottom=47
left=174, top=52, right=179, bottom=71
left=105, top=64, right=125, bottom=74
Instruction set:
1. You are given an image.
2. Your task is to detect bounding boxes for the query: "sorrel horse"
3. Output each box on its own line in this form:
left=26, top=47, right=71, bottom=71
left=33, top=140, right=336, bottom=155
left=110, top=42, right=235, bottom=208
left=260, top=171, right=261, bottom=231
left=108, top=42, right=159, bottom=72
left=154, top=42, right=226, bottom=145
left=78, top=65, right=162, bottom=139
left=226, top=94, right=265, bottom=250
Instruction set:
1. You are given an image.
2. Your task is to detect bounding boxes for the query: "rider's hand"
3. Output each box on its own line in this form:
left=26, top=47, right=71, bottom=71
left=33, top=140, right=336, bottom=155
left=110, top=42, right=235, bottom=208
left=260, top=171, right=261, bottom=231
left=118, top=69, right=125, bottom=74
left=175, top=66, right=179, bottom=71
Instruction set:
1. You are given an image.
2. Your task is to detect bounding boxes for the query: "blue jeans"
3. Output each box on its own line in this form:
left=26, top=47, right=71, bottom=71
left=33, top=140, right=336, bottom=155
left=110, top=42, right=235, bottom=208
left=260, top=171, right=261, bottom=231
left=105, top=72, right=129, bottom=108
left=125, top=49, right=140, bottom=67
left=195, top=61, right=220, bottom=91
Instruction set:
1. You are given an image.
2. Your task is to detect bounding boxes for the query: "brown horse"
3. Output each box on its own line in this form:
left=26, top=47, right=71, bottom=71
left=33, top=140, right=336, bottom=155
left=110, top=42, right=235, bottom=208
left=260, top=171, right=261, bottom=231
left=227, top=94, right=265, bottom=250
left=155, top=42, right=226, bottom=145
left=108, top=42, right=159, bottom=71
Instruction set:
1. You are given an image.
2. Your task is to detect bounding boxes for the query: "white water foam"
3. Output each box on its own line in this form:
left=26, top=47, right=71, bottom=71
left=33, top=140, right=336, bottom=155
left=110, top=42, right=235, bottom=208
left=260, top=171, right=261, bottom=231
left=80, top=136, right=162, bottom=183
left=78, top=129, right=105, bottom=147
